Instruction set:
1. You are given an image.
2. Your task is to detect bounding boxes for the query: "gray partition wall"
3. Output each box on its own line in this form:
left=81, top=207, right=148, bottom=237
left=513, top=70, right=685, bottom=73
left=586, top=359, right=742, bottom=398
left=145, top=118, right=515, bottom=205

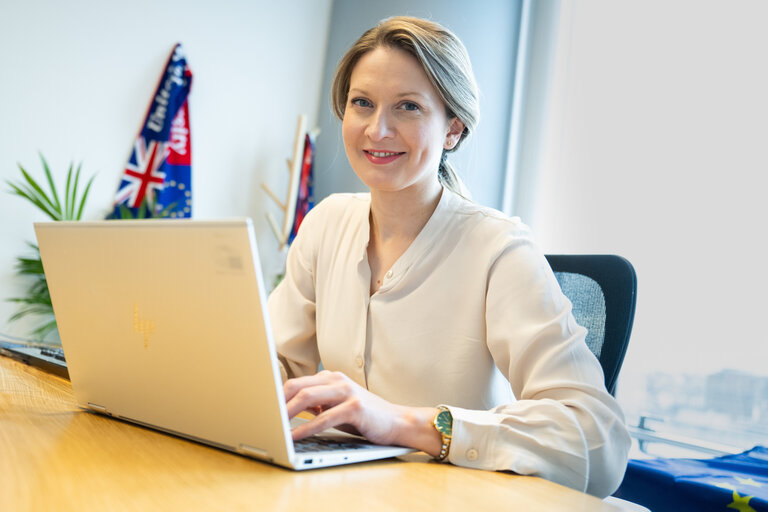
left=312, top=0, right=523, bottom=211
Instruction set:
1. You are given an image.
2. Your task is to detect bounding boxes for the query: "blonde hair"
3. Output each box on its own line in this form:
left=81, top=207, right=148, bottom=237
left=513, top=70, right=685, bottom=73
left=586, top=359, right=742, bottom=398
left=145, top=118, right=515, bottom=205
left=331, top=16, right=479, bottom=196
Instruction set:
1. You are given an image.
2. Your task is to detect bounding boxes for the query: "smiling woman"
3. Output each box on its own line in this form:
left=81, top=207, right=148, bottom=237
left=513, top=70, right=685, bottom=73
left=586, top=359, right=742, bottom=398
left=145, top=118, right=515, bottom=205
left=267, top=16, right=631, bottom=498
left=341, top=46, right=464, bottom=200
left=331, top=16, right=479, bottom=198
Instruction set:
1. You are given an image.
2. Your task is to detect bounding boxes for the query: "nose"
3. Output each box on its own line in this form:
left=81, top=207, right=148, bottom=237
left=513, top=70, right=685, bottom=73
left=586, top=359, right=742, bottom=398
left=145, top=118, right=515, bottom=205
left=365, top=108, right=395, bottom=141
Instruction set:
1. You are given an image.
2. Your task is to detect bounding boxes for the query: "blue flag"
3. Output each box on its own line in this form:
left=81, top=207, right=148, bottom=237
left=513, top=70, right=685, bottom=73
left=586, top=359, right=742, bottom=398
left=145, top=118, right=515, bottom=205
left=111, top=43, right=192, bottom=218
left=615, top=446, right=768, bottom=511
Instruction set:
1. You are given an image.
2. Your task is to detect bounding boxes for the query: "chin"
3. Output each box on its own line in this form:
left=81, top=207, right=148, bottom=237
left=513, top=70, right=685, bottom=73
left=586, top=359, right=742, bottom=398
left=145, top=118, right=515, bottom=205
left=360, top=180, right=405, bottom=193
left=353, top=170, right=403, bottom=192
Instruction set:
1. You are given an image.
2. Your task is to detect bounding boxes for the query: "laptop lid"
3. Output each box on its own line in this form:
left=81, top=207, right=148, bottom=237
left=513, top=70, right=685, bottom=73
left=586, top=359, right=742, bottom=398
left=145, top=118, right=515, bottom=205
left=34, top=219, right=412, bottom=470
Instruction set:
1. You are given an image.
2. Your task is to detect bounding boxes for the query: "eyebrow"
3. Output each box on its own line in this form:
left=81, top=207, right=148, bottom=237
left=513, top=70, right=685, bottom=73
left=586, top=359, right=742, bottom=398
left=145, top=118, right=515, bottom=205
left=348, top=88, right=429, bottom=100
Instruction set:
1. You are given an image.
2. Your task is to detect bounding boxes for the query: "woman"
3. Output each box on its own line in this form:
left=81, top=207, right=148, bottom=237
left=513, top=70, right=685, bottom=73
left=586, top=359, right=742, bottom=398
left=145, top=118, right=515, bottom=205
left=268, top=16, right=630, bottom=498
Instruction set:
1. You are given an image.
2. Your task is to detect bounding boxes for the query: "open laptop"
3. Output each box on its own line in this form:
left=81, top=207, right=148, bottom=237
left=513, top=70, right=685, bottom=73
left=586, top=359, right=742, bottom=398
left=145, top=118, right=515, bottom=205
left=34, top=218, right=413, bottom=470
left=0, top=337, right=69, bottom=379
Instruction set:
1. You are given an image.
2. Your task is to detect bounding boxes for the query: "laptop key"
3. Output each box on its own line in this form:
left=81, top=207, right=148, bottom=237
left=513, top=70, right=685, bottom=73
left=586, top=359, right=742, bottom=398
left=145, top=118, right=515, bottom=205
left=294, top=436, right=372, bottom=453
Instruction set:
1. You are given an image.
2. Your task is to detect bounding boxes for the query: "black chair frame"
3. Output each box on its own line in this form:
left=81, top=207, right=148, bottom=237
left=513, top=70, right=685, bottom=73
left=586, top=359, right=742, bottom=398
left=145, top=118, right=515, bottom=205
left=545, top=254, right=637, bottom=395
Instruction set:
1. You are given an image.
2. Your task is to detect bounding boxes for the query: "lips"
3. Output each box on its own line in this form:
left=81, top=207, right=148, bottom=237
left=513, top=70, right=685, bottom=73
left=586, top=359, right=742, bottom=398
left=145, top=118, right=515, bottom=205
left=364, top=149, right=405, bottom=164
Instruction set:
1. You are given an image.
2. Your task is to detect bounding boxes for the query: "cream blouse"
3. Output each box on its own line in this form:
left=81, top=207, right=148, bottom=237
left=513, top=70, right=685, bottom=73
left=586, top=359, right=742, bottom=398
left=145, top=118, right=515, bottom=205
left=267, top=188, right=631, bottom=497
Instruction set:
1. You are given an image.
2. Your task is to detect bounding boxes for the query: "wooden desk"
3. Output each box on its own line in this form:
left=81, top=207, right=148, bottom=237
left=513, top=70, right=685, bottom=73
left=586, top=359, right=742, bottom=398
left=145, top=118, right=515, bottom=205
left=0, top=356, right=619, bottom=511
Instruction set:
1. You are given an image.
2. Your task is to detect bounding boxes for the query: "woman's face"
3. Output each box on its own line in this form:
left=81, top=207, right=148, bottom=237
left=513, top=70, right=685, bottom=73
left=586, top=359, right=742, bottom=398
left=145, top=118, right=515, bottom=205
left=342, top=46, right=464, bottom=195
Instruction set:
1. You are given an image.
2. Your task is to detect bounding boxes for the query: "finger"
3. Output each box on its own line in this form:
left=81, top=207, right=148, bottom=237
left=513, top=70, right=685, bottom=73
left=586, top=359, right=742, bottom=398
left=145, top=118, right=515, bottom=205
left=330, top=423, right=362, bottom=437
left=285, top=383, right=350, bottom=419
left=283, top=370, right=339, bottom=401
left=291, top=399, right=363, bottom=441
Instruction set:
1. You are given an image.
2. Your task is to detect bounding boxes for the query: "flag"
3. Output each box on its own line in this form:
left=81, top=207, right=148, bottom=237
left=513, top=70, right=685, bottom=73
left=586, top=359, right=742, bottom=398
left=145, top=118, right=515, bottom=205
left=614, top=446, right=768, bottom=511
left=288, top=132, right=315, bottom=244
left=110, top=43, right=192, bottom=218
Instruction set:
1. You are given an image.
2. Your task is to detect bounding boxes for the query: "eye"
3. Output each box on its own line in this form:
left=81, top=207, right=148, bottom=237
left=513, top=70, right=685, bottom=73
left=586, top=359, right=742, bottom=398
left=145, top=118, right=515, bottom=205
left=350, top=97, right=373, bottom=108
left=400, top=101, right=421, bottom=112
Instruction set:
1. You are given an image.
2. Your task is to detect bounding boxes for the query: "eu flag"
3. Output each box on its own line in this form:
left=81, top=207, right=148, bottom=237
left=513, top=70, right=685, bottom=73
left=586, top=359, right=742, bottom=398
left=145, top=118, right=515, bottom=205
left=614, top=446, right=768, bottom=511
left=110, top=43, right=192, bottom=218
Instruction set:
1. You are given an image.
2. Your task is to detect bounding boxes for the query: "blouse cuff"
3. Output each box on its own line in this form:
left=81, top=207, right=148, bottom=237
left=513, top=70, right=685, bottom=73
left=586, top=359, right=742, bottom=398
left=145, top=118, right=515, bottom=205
left=445, top=406, right=503, bottom=470
left=446, top=404, right=590, bottom=493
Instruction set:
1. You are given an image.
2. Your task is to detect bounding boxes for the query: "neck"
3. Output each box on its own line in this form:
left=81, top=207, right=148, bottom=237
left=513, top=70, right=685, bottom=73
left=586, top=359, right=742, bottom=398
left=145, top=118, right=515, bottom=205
left=369, top=179, right=443, bottom=243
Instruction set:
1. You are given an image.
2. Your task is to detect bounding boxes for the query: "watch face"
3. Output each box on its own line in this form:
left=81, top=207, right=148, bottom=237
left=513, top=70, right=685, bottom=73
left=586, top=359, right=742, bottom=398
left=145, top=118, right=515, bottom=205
left=436, top=409, right=453, bottom=436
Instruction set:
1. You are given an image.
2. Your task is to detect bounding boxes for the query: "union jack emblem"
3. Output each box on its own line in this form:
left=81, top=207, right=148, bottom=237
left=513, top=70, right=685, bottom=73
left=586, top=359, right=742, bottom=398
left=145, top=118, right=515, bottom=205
left=109, top=43, right=192, bottom=219
left=114, top=137, right=169, bottom=208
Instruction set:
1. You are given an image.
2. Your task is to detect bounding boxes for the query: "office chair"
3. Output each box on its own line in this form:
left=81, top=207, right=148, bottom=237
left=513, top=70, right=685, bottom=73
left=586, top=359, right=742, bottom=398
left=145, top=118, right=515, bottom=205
left=546, top=255, right=646, bottom=511
left=545, top=255, right=637, bottom=395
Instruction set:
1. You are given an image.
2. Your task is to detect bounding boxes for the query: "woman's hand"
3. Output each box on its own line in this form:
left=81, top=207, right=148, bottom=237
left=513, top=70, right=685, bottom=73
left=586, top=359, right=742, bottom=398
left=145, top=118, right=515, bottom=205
left=283, top=370, right=442, bottom=454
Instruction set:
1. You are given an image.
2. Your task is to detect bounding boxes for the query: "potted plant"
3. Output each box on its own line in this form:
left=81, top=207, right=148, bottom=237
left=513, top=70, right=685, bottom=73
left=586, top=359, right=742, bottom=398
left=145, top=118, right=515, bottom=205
left=6, top=153, right=95, bottom=341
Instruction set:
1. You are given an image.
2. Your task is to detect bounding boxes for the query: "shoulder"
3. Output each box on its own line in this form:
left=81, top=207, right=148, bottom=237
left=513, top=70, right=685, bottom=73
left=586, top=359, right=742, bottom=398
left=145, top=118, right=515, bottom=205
left=296, top=193, right=369, bottom=231
left=438, top=191, right=551, bottom=283
left=445, top=191, right=533, bottom=249
left=443, top=197, right=562, bottom=309
left=291, top=193, right=369, bottom=256
left=303, top=193, right=369, bottom=222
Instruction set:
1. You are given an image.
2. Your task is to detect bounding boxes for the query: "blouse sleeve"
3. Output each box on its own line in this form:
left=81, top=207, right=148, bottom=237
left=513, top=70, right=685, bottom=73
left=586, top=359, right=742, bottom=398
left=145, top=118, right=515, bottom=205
left=446, top=236, right=631, bottom=498
left=267, top=208, right=322, bottom=381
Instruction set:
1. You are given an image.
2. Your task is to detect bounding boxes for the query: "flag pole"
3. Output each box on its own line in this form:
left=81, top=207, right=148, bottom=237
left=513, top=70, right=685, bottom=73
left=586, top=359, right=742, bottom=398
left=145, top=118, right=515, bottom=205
left=262, top=114, right=308, bottom=249
left=281, top=115, right=307, bottom=247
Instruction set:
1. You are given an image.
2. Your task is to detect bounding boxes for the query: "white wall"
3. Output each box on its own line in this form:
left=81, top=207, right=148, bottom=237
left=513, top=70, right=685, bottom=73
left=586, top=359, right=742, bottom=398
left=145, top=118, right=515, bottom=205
left=0, top=0, right=332, bottom=340
left=517, top=0, right=768, bottom=408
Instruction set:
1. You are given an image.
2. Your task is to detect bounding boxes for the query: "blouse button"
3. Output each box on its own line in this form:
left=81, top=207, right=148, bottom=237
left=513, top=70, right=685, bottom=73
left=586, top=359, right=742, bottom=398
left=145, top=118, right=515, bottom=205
left=385, top=270, right=393, bottom=279
left=355, top=356, right=364, bottom=368
left=466, top=449, right=479, bottom=461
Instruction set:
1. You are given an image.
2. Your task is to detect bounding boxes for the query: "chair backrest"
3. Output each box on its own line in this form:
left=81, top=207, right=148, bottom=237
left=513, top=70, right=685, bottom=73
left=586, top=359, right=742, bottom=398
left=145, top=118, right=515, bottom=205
left=545, top=255, right=637, bottom=395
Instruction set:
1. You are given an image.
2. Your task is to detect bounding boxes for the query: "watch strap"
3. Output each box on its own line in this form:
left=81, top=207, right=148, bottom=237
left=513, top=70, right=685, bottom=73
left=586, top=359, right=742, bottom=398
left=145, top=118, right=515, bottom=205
left=433, top=405, right=453, bottom=461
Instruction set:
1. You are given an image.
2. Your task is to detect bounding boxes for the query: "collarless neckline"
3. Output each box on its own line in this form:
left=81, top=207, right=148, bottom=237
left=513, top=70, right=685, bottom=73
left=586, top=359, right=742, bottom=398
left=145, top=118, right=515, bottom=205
left=370, top=187, right=458, bottom=292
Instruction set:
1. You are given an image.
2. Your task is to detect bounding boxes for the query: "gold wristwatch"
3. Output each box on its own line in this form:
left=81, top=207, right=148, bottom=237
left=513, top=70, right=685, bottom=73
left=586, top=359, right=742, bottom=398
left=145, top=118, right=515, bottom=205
left=433, top=405, right=453, bottom=461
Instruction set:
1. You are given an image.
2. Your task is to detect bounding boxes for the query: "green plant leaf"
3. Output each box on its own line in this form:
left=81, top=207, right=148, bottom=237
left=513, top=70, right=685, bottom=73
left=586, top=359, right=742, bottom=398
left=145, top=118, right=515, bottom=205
left=6, top=181, right=60, bottom=221
left=157, top=202, right=178, bottom=218
left=8, top=304, right=53, bottom=322
left=28, top=283, right=50, bottom=300
left=32, top=319, right=59, bottom=339
left=110, top=192, right=179, bottom=220
left=75, top=173, right=95, bottom=220
left=7, top=154, right=96, bottom=339
left=8, top=296, right=52, bottom=307
left=67, top=162, right=84, bottom=219
left=138, top=199, right=148, bottom=219
left=69, top=162, right=81, bottom=220
left=118, top=203, right=133, bottom=219
left=64, top=162, right=74, bottom=220
left=19, top=163, right=61, bottom=219
left=15, top=259, right=45, bottom=275
left=39, top=153, right=62, bottom=215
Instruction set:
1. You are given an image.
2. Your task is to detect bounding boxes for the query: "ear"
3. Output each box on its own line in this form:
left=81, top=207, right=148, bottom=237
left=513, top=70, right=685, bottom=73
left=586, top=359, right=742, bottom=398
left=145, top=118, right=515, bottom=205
left=444, top=117, right=465, bottom=150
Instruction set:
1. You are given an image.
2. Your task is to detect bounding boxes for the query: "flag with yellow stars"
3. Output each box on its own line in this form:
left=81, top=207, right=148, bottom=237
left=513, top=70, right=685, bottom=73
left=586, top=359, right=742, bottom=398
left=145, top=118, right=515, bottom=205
left=110, top=43, right=192, bottom=219
left=614, top=446, right=768, bottom=511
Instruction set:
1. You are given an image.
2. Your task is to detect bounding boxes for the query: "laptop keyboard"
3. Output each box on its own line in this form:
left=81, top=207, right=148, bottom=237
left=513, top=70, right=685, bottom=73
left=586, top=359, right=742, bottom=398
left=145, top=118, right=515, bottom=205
left=294, top=436, right=374, bottom=453
left=0, top=341, right=69, bottom=379
left=39, top=346, right=67, bottom=362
